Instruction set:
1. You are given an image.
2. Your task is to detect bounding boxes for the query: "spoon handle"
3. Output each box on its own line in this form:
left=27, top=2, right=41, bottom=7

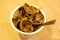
left=40, top=20, right=56, bottom=26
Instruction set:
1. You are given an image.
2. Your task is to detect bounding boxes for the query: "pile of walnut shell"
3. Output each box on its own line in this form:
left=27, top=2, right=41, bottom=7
left=12, top=3, right=44, bottom=32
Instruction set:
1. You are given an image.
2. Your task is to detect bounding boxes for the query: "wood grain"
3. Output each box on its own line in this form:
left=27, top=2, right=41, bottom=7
left=0, top=0, right=60, bottom=40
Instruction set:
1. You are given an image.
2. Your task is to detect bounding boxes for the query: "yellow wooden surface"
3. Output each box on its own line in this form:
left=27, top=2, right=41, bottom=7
left=0, top=0, right=60, bottom=40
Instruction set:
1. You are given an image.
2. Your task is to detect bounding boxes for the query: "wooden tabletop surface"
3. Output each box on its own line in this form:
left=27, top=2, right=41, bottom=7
left=0, top=0, right=60, bottom=40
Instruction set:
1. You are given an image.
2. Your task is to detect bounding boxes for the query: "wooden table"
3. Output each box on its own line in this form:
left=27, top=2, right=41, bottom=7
left=0, top=0, right=60, bottom=40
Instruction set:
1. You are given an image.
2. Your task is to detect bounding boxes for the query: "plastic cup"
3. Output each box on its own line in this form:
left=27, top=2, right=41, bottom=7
left=10, top=4, right=46, bottom=39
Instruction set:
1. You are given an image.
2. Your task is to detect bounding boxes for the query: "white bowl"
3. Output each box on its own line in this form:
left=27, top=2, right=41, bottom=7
left=10, top=4, right=46, bottom=35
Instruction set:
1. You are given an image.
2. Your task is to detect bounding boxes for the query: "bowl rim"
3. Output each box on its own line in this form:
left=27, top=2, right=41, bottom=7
left=10, top=4, right=46, bottom=35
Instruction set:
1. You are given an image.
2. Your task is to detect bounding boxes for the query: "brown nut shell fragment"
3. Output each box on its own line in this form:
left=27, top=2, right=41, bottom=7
left=35, top=13, right=44, bottom=24
left=23, top=3, right=39, bottom=14
left=12, top=9, right=20, bottom=26
left=30, top=12, right=44, bottom=24
left=20, top=20, right=33, bottom=32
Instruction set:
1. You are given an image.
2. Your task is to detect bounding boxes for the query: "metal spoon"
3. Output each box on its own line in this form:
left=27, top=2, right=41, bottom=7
left=32, top=20, right=56, bottom=26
